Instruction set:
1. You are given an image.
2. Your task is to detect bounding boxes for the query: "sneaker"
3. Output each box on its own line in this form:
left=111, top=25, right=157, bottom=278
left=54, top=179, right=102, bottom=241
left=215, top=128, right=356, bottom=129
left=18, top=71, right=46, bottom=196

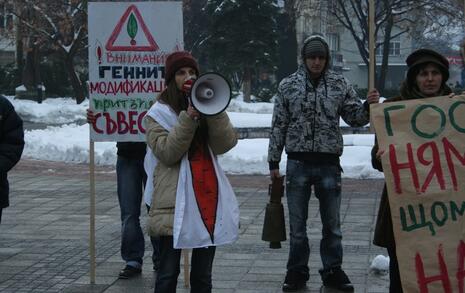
left=320, top=267, right=354, bottom=292
left=282, top=271, right=308, bottom=292
left=118, top=265, right=142, bottom=279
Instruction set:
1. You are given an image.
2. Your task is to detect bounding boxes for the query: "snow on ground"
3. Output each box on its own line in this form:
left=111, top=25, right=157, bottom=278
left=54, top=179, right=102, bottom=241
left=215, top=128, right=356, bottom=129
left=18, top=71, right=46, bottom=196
left=8, top=96, right=383, bottom=178
left=370, top=255, right=390, bottom=274
left=6, top=96, right=89, bottom=124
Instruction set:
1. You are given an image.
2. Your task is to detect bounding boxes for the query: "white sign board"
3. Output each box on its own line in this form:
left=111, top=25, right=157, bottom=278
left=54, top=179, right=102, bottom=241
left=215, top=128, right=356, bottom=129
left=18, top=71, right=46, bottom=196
left=88, top=2, right=183, bottom=141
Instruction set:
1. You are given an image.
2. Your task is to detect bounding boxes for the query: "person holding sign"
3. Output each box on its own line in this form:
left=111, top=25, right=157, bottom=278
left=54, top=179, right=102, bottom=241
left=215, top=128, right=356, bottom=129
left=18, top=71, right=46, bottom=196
left=268, top=34, right=379, bottom=292
left=371, top=48, right=452, bottom=293
left=145, top=51, right=238, bottom=293
left=85, top=113, right=160, bottom=278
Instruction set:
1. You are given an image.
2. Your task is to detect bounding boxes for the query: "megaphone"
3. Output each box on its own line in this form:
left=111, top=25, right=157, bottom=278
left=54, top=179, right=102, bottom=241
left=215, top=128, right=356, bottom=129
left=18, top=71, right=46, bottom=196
left=190, top=72, right=231, bottom=116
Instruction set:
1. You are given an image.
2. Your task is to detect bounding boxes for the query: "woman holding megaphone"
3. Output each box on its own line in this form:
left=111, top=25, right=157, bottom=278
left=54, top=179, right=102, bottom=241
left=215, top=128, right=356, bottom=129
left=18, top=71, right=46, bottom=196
left=144, top=51, right=239, bottom=293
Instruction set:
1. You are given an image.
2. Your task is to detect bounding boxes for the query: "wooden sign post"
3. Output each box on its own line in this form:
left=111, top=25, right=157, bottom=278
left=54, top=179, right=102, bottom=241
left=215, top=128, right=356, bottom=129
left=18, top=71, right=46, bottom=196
left=368, top=0, right=375, bottom=91
left=87, top=1, right=183, bottom=284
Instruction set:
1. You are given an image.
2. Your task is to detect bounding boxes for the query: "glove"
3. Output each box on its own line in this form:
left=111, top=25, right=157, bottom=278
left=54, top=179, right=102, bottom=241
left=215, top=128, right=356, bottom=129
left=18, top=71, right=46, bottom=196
left=182, top=78, right=195, bottom=94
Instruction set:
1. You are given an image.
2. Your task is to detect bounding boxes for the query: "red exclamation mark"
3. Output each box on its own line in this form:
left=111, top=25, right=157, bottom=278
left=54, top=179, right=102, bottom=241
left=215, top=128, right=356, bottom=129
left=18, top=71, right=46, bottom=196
left=97, top=45, right=102, bottom=64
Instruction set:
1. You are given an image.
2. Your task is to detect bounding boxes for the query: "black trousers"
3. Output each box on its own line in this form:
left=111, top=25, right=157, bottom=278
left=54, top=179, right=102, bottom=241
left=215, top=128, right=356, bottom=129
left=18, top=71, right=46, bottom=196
left=387, top=245, right=403, bottom=293
left=154, top=236, right=216, bottom=293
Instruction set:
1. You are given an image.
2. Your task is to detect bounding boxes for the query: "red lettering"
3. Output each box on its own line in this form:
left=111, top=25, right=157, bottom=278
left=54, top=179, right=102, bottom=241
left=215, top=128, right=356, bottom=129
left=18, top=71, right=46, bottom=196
left=443, top=137, right=465, bottom=192
left=415, top=244, right=452, bottom=293
left=147, top=81, right=154, bottom=92
left=138, top=111, right=147, bottom=134
left=417, top=142, right=445, bottom=193
left=103, top=112, right=117, bottom=134
left=92, top=113, right=103, bottom=134
left=132, top=55, right=142, bottom=63
left=106, top=52, right=113, bottom=63
left=117, top=111, right=129, bottom=134
left=92, top=112, right=145, bottom=135
left=128, top=111, right=138, bottom=134
left=457, top=240, right=465, bottom=293
left=89, top=82, right=100, bottom=94
left=114, top=82, right=124, bottom=95
left=389, top=143, right=420, bottom=194
left=140, top=80, right=147, bottom=92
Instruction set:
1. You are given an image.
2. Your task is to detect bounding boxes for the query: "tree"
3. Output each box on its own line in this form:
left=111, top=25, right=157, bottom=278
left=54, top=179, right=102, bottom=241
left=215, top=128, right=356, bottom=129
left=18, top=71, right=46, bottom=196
left=203, top=0, right=279, bottom=102
left=329, top=0, right=464, bottom=93
left=276, top=0, right=298, bottom=81
left=183, top=0, right=208, bottom=56
left=410, top=1, right=464, bottom=52
left=12, top=0, right=88, bottom=104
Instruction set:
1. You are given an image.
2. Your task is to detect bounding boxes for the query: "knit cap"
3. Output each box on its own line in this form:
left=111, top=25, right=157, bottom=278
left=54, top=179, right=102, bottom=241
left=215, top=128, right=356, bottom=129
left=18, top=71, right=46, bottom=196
left=164, top=51, right=199, bottom=85
left=302, top=37, right=328, bottom=59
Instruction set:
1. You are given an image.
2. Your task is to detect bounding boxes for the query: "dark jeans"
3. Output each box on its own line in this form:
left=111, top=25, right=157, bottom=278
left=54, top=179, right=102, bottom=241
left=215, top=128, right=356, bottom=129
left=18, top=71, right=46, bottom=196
left=154, top=236, right=216, bottom=293
left=285, top=159, right=343, bottom=278
left=117, top=156, right=147, bottom=268
left=387, top=245, right=403, bottom=293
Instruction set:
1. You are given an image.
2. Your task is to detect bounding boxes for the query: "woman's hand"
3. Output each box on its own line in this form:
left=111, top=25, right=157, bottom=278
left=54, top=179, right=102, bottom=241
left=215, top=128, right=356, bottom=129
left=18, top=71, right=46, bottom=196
left=187, top=101, right=200, bottom=121
left=448, top=91, right=465, bottom=98
left=376, top=149, right=385, bottom=160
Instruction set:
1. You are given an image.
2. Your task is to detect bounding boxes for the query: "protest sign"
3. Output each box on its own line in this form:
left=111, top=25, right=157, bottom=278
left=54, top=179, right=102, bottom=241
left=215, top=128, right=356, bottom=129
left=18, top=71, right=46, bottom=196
left=88, top=2, right=183, bottom=141
left=371, top=95, right=465, bottom=292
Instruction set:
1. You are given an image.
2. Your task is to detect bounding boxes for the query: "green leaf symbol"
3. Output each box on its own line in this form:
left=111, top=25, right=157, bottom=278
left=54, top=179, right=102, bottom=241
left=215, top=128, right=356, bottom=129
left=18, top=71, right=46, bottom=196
left=127, top=14, right=138, bottom=39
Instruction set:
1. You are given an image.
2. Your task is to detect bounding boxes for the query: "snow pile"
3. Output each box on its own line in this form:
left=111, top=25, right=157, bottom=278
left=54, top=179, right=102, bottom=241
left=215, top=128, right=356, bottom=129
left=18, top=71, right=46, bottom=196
left=370, top=255, right=390, bottom=274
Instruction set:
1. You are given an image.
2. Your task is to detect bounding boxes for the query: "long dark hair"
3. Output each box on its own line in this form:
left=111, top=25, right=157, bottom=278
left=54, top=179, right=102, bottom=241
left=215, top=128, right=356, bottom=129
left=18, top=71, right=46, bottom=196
left=157, top=81, right=188, bottom=114
left=156, top=79, right=209, bottom=149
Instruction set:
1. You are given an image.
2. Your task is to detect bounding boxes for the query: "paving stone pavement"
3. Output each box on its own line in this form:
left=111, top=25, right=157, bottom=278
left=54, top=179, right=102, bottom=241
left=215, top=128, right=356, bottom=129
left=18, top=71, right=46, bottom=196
left=0, top=159, right=390, bottom=293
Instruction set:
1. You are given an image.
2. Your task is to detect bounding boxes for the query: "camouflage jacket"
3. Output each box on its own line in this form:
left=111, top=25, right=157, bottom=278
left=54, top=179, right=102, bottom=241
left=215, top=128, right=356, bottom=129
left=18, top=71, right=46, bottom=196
left=268, top=65, right=369, bottom=168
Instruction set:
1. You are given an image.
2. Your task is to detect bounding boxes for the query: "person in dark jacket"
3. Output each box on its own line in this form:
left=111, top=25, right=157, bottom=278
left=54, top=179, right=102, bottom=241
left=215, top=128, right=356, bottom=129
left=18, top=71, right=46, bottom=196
left=268, top=34, right=380, bottom=292
left=371, top=48, right=452, bottom=293
left=86, top=121, right=159, bottom=279
left=0, top=95, right=25, bottom=223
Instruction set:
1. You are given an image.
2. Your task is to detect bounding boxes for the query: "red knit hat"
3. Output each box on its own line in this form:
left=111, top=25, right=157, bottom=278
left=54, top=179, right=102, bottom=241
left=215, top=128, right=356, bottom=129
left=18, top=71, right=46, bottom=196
left=164, top=51, right=199, bottom=85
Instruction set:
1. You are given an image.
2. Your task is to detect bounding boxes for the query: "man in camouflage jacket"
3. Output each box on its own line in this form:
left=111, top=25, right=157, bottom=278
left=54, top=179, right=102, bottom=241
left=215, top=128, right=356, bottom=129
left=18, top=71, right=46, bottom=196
left=268, top=34, right=379, bottom=292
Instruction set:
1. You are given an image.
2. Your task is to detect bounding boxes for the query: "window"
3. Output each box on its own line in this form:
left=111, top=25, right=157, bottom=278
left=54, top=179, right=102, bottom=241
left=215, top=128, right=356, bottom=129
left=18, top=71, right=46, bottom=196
left=6, top=14, right=12, bottom=30
left=0, top=2, right=14, bottom=31
left=327, top=33, right=340, bottom=52
left=375, top=36, right=401, bottom=57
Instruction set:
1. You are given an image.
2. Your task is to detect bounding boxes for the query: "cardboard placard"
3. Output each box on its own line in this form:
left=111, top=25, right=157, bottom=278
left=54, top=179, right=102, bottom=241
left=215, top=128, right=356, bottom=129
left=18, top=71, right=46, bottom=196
left=371, top=95, right=465, bottom=292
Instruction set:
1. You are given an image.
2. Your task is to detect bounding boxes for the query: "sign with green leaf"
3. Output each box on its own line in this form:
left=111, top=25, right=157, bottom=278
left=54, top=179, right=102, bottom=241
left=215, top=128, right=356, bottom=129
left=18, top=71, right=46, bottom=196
left=127, top=14, right=138, bottom=45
